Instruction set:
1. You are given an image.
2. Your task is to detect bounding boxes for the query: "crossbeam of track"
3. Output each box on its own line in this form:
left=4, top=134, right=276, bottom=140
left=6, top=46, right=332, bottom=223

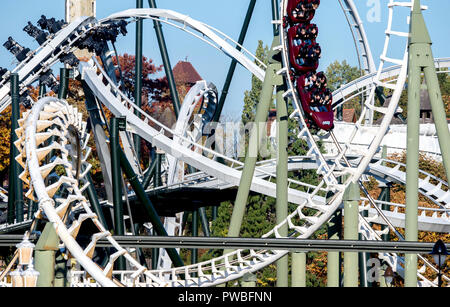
left=0, top=235, right=447, bottom=254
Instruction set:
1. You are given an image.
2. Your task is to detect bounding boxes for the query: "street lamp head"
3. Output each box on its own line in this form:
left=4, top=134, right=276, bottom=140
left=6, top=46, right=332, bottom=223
left=22, top=263, right=40, bottom=287
left=430, top=239, right=449, bottom=268
left=15, top=236, right=35, bottom=266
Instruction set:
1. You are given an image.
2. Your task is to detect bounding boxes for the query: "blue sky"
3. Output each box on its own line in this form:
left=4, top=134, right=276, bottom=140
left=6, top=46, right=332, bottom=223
left=0, top=0, right=448, bottom=119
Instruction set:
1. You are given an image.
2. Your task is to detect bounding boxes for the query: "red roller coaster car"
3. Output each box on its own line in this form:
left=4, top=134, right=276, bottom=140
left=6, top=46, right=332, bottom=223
left=288, top=41, right=320, bottom=74
left=286, top=0, right=320, bottom=24
left=296, top=75, right=334, bottom=131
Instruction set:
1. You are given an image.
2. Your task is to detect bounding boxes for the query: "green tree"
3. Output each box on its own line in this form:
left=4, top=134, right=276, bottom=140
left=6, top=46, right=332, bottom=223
left=326, top=60, right=361, bottom=92
left=326, top=60, right=363, bottom=119
left=241, top=41, right=270, bottom=125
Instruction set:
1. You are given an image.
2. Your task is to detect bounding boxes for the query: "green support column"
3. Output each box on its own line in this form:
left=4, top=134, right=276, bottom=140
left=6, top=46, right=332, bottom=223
left=337, top=105, right=343, bottom=121
left=423, top=65, right=450, bottom=181
left=380, top=145, right=391, bottom=242
left=134, top=0, right=143, bottom=161
left=343, top=182, right=360, bottom=287
left=275, top=79, right=289, bottom=287
left=54, top=251, right=68, bottom=287
left=151, top=229, right=159, bottom=270
left=83, top=82, right=114, bottom=204
left=292, top=252, right=306, bottom=287
left=8, top=73, right=23, bottom=224
left=39, top=82, right=46, bottom=99
left=198, top=207, right=211, bottom=237
left=327, top=207, right=342, bottom=287
left=226, top=38, right=279, bottom=241
left=405, top=62, right=421, bottom=287
left=191, top=210, right=198, bottom=268
left=84, top=167, right=108, bottom=228
left=241, top=272, right=257, bottom=287
left=213, top=0, right=257, bottom=121
left=35, top=223, right=59, bottom=287
left=212, top=206, right=218, bottom=221
left=153, top=150, right=162, bottom=269
left=405, top=0, right=450, bottom=286
left=110, top=117, right=126, bottom=270
left=148, top=0, right=181, bottom=117
left=141, top=157, right=157, bottom=190
left=218, top=39, right=279, bottom=288
left=118, top=148, right=184, bottom=267
left=154, top=151, right=162, bottom=188
left=58, top=68, right=70, bottom=100
left=405, top=0, right=425, bottom=286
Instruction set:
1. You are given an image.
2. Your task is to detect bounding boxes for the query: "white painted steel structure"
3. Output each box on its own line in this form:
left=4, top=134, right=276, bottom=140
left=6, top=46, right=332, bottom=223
left=0, top=2, right=448, bottom=287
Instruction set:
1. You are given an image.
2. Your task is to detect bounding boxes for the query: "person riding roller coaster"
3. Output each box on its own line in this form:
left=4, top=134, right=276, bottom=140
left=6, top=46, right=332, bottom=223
left=314, top=71, right=327, bottom=90
left=304, top=71, right=317, bottom=90
left=309, top=88, right=324, bottom=112
left=293, top=23, right=308, bottom=46
left=305, top=23, right=318, bottom=43
left=286, top=0, right=332, bottom=131
left=296, top=43, right=321, bottom=66
left=290, top=23, right=318, bottom=46
left=296, top=76, right=334, bottom=131
left=289, top=41, right=320, bottom=74
left=286, top=0, right=320, bottom=24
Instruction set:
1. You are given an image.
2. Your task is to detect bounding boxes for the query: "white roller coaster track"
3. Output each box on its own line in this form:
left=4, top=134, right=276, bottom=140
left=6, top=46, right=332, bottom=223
left=2, top=3, right=448, bottom=287
left=338, top=0, right=377, bottom=75
left=160, top=80, right=217, bottom=270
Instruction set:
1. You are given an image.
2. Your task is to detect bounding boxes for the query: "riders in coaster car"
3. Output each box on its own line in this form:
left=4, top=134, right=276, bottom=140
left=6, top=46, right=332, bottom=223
left=288, top=23, right=309, bottom=47
left=314, top=71, right=327, bottom=90
left=290, top=42, right=320, bottom=74
left=305, top=23, right=318, bottom=43
left=303, top=71, right=317, bottom=90
left=286, top=0, right=320, bottom=24
left=296, top=75, right=334, bottom=131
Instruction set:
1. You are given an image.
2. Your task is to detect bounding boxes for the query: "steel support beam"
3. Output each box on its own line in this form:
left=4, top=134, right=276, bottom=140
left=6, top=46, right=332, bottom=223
left=226, top=37, right=279, bottom=242
left=8, top=73, right=23, bottom=224
left=39, top=82, right=46, bottom=99
left=292, top=252, right=306, bottom=287
left=118, top=146, right=184, bottom=268
left=327, top=192, right=342, bottom=287
left=380, top=145, right=391, bottom=242
left=275, top=74, right=288, bottom=287
left=343, top=182, right=359, bottom=287
left=148, top=0, right=181, bottom=117
left=110, top=117, right=126, bottom=270
left=3, top=235, right=448, bottom=254
left=405, top=0, right=431, bottom=287
left=134, top=0, right=144, bottom=161
left=58, top=68, right=70, bottom=100
left=34, top=223, right=59, bottom=287
left=213, top=0, right=257, bottom=122
left=191, top=210, right=198, bottom=267
left=141, top=157, right=157, bottom=189
left=103, top=237, right=448, bottom=254
left=83, top=82, right=114, bottom=204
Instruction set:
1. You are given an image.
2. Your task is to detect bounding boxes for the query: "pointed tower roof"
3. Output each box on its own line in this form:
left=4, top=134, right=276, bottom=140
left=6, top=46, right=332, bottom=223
left=172, top=61, right=202, bottom=86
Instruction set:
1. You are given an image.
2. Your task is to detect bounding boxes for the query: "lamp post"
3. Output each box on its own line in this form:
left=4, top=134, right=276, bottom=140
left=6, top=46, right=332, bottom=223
left=430, top=239, right=448, bottom=287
